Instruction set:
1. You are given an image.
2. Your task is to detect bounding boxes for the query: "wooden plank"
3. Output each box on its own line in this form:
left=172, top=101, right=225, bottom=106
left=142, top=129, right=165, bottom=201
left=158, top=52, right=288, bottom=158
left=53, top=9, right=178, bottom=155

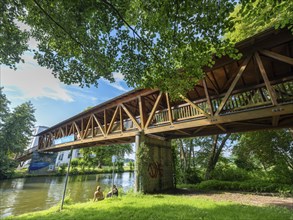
left=215, top=55, right=251, bottom=116
left=260, top=49, right=293, bottom=65
left=121, top=104, right=142, bottom=130
left=145, top=92, right=163, bottom=128
left=255, top=52, right=278, bottom=105
left=106, top=106, right=119, bottom=135
left=165, top=93, right=173, bottom=124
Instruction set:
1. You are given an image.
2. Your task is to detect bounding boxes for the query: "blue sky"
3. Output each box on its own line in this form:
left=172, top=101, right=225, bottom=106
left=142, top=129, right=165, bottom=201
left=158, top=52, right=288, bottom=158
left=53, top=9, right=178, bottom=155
left=1, top=48, right=132, bottom=128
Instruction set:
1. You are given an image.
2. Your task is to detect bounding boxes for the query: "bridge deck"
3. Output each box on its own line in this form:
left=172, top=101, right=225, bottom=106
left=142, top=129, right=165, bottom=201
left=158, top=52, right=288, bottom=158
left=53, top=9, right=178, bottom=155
left=32, top=28, right=293, bottom=153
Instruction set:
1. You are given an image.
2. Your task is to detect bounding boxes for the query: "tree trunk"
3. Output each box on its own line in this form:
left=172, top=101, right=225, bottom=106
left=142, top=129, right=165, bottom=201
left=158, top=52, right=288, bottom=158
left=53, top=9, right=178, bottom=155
left=205, top=134, right=231, bottom=180
left=179, top=139, right=187, bottom=172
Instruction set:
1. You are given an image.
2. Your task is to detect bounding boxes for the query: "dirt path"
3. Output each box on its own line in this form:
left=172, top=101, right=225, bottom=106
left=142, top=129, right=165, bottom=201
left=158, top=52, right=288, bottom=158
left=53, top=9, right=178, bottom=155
left=166, top=189, right=293, bottom=210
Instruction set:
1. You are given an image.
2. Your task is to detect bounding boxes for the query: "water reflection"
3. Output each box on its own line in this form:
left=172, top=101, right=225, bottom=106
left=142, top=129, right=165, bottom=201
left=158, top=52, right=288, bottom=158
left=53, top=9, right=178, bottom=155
left=0, top=172, right=134, bottom=218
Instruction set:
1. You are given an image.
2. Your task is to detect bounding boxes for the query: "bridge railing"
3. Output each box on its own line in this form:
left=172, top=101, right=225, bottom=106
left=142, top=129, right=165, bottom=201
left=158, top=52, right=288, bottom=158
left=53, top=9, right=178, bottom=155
left=151, top=80, right=293, bottom=124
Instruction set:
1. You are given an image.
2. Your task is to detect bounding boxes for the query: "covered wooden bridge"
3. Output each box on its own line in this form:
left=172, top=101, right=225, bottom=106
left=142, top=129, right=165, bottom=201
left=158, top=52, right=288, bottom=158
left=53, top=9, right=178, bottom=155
left=29, top=27, right=293, bottom=192
left=37, top=28, right=293, bottom=152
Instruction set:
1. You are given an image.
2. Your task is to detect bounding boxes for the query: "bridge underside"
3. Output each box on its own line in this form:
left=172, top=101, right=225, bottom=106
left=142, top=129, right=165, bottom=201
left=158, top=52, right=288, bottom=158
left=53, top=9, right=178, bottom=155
left=35, top=28, right=293, bottom=153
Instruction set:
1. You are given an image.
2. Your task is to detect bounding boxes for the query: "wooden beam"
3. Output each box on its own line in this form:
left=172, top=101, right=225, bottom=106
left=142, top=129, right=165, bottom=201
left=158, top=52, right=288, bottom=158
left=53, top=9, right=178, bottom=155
left=203, top=78, right=214, bottom=116
left=165, top=93, right=173, bottom=124
left=82, top=116, right=92, bottom=139
left=205, top=74, right=220, bottom=94
left=180, top=94, right=226, bottom=132
left=180, top=94, right=210, bottom=118
left=93, top=114, right=105, bottom=137
left=73, top=122, right=81, bottom=140
left=91, top=115, right=94, bottom=138
left=176, top=129, right=191, bottom=136
left=145, top=92, right=163, bottom=129
left=193, top=126, right=206, bottom=135
left=272, top=115, right=280, bottom=126
left=215, top=55, right=251, bottom=116
left=104, top=109, right=107, bottom=134
left=139, top=96, right=147, bottom=129
left=121, top=104, right=142, bottom=130
left=120, top=106, right=123, bottom=132
left=106, top=106, right=119, bottom=135
left=255, top=52, right=278, bottom=105
left=260, top=49, right=293, bottom=65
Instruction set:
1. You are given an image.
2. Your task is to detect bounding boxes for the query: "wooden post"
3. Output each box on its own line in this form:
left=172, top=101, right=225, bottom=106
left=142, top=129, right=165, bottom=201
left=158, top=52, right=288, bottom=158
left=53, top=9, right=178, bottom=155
left=134, top=132, right=141, bottom=192
left=60, top=146, right=73, bottom=211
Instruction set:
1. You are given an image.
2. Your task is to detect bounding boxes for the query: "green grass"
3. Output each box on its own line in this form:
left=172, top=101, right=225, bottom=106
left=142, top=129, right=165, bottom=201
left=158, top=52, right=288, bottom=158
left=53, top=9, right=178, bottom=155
left=6, top=193, right=292, bottom=220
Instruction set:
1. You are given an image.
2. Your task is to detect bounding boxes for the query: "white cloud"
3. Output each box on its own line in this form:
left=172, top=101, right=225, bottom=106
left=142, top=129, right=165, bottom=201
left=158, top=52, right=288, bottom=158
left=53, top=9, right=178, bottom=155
left=1, top=52, right=74, bottom=102
left=100, top=72, right=131, bottom=92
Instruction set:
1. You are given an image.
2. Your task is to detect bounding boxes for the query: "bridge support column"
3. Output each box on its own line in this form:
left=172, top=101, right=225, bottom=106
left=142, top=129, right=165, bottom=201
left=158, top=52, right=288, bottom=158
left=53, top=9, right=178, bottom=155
left=135, top=132, right=174, bottom=193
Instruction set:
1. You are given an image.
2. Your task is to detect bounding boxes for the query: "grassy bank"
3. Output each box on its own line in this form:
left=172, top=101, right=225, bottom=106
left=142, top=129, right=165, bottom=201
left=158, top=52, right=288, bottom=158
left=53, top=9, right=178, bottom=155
left=6, top=193, right=292, bottom=220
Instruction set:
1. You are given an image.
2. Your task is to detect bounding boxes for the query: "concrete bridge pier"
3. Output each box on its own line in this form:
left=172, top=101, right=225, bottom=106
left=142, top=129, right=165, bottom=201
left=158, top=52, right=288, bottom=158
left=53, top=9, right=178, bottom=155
left=135, top=132, right=174, bottom=193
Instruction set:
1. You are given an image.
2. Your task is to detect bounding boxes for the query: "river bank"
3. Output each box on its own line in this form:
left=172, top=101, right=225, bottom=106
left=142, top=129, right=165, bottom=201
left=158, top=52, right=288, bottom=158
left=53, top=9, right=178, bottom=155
left=6, top=166, right=134, bottom=180
left=5, top=193, right=293, bottom=220
left=0, top=172, right=134, bottom=218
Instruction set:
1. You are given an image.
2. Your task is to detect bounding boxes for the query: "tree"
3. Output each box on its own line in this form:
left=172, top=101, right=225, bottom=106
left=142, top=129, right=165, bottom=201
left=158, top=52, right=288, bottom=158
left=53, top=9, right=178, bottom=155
left=226, top=0, right=293, bottom=43
left=0, top=88, right=36, bottom=179
left=80, top=143, right=132, bottom=169
left=233, top=130, right=293, bottom=171
left=1, top=0, right=239, bottom=98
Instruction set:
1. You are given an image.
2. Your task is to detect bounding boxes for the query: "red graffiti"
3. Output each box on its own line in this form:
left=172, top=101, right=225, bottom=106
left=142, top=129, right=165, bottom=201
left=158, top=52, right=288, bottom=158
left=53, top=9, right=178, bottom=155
left=148, top=162, right=163, bottom=178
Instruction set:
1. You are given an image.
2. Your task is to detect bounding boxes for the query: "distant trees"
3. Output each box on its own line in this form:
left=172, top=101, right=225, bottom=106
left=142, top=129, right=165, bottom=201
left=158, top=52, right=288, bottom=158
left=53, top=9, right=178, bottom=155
left=174, top=134, right=238, bottom=183
left=233, top=129, right=293, bottom=183
left=174, top=129, right=293, bottom=185
left=0, top=88, right=35, bottom=179
left=79, top=143, right=132, bottom=170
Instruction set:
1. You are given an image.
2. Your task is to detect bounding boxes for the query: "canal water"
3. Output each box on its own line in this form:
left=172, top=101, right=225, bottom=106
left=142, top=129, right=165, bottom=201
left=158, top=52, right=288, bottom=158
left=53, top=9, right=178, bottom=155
left=0, top=172, right=134, bottom=218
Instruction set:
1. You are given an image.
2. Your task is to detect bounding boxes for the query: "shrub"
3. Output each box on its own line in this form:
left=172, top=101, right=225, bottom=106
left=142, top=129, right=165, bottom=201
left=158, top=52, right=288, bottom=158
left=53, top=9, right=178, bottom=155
left=211, top=165, right=250, bottom=181
left=58, top=163, right=67, bottom=175
left=193, top=180, right=293, bottom=195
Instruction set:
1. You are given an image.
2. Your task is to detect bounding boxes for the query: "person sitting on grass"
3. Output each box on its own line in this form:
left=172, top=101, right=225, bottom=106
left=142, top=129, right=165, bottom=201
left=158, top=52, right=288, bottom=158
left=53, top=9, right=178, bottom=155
left=93, top=186, right=104, bottom=202
left=106, top=185, right=118, bottom=198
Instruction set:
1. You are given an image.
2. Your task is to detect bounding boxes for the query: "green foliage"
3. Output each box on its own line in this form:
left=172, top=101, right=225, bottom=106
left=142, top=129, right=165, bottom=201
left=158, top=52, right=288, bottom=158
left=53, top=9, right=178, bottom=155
left=80, top=143, right=132, bottom=170
left=233, top=129, right=293, bottom=172
left=210, top=165, right=250, bottom=182
left=58, top=164, right=67, bottom=175
left=128, top=161, right=134, bottom=171
left=0, top=0, right=29, bottom=68
left=177, top=168, right=202, bottom=184
left=0, top=88, right=35, bottom=179
left=193, top=180, right=293, bottom=195
left=1, top=0, right=240, bottom=97
left=116, top=161, right=124, bottom=172
left=70, top=158, right=79, bottom=174
left=226, top=0, right=293, bottom=42
left=6, top=194, right=293, bottom=220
